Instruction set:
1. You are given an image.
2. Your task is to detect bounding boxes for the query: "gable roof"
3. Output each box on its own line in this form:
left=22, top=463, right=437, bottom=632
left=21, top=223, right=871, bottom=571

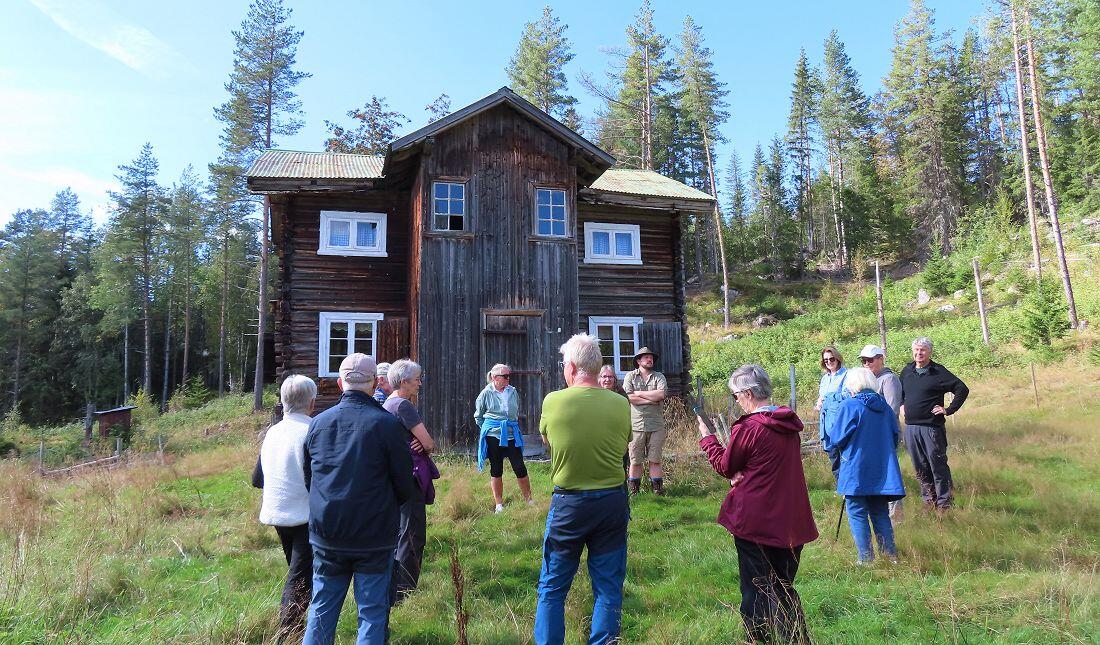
left=387, top=87, right=615, bottom=170
left=250, top=150, right=385, bottom=180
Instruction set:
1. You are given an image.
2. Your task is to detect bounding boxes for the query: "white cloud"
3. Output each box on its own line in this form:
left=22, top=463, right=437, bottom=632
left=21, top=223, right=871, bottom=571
left=0, top=163, right=117, bottom=225
left=27, top=0, right=193, bottom=78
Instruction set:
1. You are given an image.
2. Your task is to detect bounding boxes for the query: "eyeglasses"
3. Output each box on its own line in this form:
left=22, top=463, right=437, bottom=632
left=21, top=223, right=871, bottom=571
left=496, top=373, right=511, bottom=379
left=860, top=357, right=875, bottom=364
left=823, top=357, right=838, bottom=363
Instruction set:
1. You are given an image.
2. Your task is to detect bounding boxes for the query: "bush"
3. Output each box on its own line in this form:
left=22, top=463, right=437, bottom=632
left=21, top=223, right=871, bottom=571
left=1017, top=278, right=1070, bottom=349
left=922, top=244, right=954, bottom=296
left=167, top=377, right=215, bottom=412
left=127, top=389, right=159, bottom=432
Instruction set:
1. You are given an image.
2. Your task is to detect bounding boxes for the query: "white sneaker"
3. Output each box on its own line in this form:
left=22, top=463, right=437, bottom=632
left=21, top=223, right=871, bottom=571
left=526, top=498, right=535, bottom=506
left=494, top=504, right=504, bottom=514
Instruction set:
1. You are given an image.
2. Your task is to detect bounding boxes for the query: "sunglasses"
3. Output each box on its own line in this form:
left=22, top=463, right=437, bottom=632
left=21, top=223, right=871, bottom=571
left=823, top=357, right=838, bottom=363
left=860, top=357, right=875, bottom=364
left=495, top=373, right=512, bottom=379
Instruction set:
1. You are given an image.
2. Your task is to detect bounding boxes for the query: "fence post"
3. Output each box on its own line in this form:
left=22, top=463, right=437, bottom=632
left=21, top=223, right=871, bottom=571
left=115, top=437, right=122, bottom=457
left=38, top=440, right=44, bottom=474
left=788, top=364, right=797, bottom=412
left=158, top=434, right=165, bottom=465
left=973, top=258, right=990, bottom=346
left=875, top=261, right=887, bottom=352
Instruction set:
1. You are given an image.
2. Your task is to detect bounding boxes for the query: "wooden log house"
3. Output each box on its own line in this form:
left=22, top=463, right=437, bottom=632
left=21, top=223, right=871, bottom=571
left=247, top=87, right=714, bottom=447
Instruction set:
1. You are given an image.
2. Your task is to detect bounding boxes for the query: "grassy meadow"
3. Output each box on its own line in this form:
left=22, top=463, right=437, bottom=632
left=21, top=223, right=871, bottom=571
left=1, top=359, right=1098, bottom=643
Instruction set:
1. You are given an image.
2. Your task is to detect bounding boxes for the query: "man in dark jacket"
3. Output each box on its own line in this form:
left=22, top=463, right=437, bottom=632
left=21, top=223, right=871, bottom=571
left=301, top=353, right=417, bottom=645
left=899, top=337, right=969, bottom=511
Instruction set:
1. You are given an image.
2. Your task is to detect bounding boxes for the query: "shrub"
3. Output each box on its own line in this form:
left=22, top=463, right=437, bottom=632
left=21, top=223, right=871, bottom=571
left=127, top=389, right=158, bottom=432
left=1017, top=278, right=1070, bottom=349
left=167, top=377, right=215, bottom=412
left=922, top=243, right=954, bottom=296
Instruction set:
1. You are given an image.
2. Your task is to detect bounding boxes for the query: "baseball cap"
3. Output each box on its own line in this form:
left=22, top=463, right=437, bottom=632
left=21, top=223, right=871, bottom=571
left=376, top=362, right=391, bottom=378
left=339, top=353, right=376, bottom=384
left=858, top=344, right=885, bottom=359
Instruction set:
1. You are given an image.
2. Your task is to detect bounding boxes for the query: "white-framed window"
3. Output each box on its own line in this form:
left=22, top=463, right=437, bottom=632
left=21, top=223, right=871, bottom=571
left=318, top=211, right=388, bottom=257
left=535, top=187, right=568, bottom=237
left=318, top=312, right=384, bottom=377
left=432, top=181, right=466, bottom=231
left=583, top=222, right=642, bottom=265
left=589, top=316, right=643, bottom=376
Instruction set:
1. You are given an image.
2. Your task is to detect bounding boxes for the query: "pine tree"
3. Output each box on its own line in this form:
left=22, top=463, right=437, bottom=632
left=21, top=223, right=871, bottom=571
left=586, top=0, right=675, bottom=170
left=214, top=0, right=309, bottom=410
left=167, top=166, right=208, bottom=388
left=506, top=6, right=578, bottom=120
left=785, top=49, right=819, bottom=253
left=324, top=96, right=410, bottom=154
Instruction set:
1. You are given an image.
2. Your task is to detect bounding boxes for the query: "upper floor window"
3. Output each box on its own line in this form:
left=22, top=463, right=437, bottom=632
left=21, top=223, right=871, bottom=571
left=536, top=188, right=567, bottom=237
left=583, top=222, right=642, bottom=265
left=433, top=181, right=466, bottom=231
left=318, top=312, right=384, bottom=377
left=318, top=211, right=388, bottom=257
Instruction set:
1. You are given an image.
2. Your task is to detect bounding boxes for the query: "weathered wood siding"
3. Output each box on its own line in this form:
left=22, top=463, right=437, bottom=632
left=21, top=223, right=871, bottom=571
left=275, top=191, right=410, bottom=409
left=577, top=203, right=688, bottom=393
left=415, top=104, right=578, bottom=446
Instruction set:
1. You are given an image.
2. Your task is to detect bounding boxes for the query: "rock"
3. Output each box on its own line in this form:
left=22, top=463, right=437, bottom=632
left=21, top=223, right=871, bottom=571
left=937, top=304, right=956, bottom=312
left=917, top=288, right=931, bottom=305
left=752, top=314, right=778, bottom=328
left=1078, top=319, right=1089, bottom=331
left=718, top=334, right=739, bottom=343
left=1081, top=217, right=1100, bottom=229
left=721, top=286, right=741, bottom=299
left=953, top=289, right=965, bottom=299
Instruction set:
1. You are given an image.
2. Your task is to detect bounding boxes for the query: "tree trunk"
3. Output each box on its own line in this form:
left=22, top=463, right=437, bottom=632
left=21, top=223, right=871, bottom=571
left=253, top=197, right=269, bottom=411
left=828, top=154, right=842, bottom=264
left=181, top=254, right=192, bottom=386
left=1010, top=4, right=1044, bottom=280
left=836, top=153, right=849, bottom=269
left=161, top=295, right=172, bottom=412
left=1024, top=17, right=1079, bottom=328
left=123, top=323, right=130, bottom=401
left=701, top=126, right=731, bottom=329
left=643, top=44, right=653, bottom=170
left=219, top=234, right=228, bottom=396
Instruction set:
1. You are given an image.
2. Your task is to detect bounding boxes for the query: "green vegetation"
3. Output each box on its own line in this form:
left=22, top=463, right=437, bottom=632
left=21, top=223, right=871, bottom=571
left=1, top=363, right=1097, bottom=642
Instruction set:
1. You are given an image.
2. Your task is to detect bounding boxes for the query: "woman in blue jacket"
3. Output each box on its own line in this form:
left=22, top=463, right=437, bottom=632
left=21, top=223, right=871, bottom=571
left=474, top=363, right=532, bottom=512
left=824, top=367, right=906, bottom=564
left=815, top=345, right=849, bottom=480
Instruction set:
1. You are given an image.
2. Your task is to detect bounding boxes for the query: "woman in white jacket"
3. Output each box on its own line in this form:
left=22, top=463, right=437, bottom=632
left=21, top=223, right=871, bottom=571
left=258, top=374, right=317, bottom=637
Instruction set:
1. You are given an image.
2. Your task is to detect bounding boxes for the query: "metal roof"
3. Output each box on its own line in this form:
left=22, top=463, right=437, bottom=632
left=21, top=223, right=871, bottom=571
left=590, top=169, right=715, bottom=202
left=249, top=150, right=384, bottom=179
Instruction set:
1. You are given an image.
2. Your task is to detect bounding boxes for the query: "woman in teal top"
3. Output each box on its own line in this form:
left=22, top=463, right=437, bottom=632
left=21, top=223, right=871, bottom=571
left=474, top=363, right=532, bottom=512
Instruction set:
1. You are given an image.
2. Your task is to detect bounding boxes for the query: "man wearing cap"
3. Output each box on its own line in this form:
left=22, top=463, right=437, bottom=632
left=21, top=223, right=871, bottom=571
left=373, top=362, right=393, bottom=404
left=623, top=347, right=669, bottom=496
left=859, top=344, right=905, bottom=521
left=301, top=353, right=417, bottom=645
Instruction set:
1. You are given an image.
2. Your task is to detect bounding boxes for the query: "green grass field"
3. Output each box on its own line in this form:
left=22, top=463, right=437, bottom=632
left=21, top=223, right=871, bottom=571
left=1, top=360, right=1097, bottom=644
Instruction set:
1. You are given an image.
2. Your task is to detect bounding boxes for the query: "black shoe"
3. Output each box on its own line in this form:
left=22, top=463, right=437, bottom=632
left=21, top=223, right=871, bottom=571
left=628, top=478, right=641, bottom=496
left=650, top=478, right=665, bottom=496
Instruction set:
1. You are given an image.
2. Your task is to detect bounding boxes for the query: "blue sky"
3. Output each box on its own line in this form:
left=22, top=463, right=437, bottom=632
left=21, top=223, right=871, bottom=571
left=1, top=0, right=984, bottom=224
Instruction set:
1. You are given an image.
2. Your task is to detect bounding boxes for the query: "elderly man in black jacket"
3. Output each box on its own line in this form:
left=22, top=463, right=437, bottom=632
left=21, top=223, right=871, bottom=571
left=900, top=337, right=969, bottom=512
left=301, top=353, right=417, bottom=645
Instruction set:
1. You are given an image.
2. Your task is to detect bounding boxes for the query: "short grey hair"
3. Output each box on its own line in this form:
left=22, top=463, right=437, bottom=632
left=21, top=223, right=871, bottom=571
left=912, top=337, right=933, bottom=352
left=487, top=363, right=510, bottom=383
left=598, top=364, right=617, bottom=378
left=559, top=333, right=602, bottom=378
left=727, top=364, right=774, bottom=401
left=280, top=374, right=317, bottom=415
left=387, top=359, right=422, bottom=390
left=845, top=367, right=879, bottom=395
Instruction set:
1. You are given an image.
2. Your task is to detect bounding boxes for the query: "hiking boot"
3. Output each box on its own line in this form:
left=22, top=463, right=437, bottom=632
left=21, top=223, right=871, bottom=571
left=628, top=478, right=641, bottom=496
left=650, top=477, right=665, bottom=496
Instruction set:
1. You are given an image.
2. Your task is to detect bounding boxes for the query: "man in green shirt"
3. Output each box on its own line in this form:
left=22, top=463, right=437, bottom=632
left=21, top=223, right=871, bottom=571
left=535, top=333, right=631, bottom=645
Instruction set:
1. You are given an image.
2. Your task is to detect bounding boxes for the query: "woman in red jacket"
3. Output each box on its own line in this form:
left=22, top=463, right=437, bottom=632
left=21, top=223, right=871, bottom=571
left=698, top=364, right=818, bottom=644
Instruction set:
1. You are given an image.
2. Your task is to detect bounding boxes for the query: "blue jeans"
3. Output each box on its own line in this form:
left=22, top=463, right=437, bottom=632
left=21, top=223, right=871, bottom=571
left=303, top=547, right=393, bottom=645
left=534, top=486, right=629, bottom=645
left=845, top=495, right=896, bottom=562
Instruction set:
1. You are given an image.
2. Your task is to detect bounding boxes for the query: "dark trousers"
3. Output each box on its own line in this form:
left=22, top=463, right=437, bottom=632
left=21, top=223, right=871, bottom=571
left=485, top=435, right=528, bottom=478
left=903, top=423, right=953, bottom=508
left=826, top=448, right=842, bottom=482
left=734, top=537, right=810, bottom=644
left=534, top=486, right=629, bottom=645
left=389, top=500, right=427, bottom=606
left=274, top=524, right=313, bottom=634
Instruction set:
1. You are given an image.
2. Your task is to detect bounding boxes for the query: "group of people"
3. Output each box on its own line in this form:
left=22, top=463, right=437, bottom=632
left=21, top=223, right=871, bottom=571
left=815, top=338, right=969, bottom=565
left=251, top=331, right=968, bottom=644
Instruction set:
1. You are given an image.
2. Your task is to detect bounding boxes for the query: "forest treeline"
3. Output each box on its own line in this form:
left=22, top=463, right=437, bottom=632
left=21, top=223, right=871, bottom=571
left=1, top=0, right=1096, bottom=424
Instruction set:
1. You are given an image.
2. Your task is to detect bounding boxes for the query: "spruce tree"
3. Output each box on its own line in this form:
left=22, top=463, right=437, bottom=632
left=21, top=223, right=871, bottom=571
left=506, top=6, right=578, bottom=120
left=785, top=49, right=819, bottom=253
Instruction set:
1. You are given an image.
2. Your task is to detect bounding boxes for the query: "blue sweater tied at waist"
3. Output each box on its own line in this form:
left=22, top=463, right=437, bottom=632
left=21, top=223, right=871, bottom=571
left=477, top=418, right=524, bottom=472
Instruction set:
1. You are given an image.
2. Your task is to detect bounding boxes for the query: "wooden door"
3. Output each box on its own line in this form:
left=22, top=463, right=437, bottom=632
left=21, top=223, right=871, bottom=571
left=481, top=309, right=545, bottom=447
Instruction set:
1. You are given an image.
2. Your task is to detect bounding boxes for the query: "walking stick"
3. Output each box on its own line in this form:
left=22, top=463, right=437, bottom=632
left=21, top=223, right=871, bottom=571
left=834, top=498, right=846, bottom=541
